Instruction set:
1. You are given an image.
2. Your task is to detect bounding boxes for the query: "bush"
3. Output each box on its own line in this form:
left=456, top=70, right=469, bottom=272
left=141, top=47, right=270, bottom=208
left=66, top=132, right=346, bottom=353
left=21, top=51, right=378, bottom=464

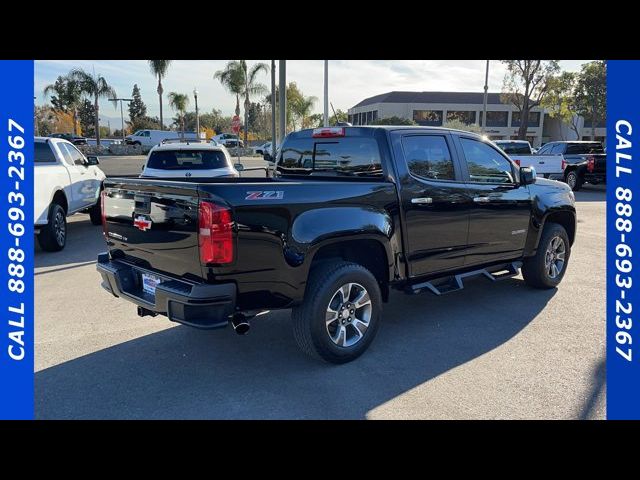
left=371, top=116, right=416, bottom=126
left=442, top=119, right=482, bottom=133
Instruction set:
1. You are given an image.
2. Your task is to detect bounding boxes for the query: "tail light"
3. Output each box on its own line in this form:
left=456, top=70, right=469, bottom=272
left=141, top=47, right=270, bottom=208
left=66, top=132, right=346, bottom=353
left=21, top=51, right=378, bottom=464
left=312, top=127, right=345, bottom=138
left=198, top=201, right=233, bottom=264
left=561, top=159, right=567, bottom=171
left=100, top=190, right=107, bottom=234
left=514, top=159, right=521, bottom=166
left=587, top=156, right=595, bottom=172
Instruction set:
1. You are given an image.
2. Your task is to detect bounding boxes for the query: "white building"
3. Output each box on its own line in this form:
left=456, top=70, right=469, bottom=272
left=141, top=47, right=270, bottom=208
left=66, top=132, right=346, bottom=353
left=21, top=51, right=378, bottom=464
left=348, top=91, right=606, bottom=148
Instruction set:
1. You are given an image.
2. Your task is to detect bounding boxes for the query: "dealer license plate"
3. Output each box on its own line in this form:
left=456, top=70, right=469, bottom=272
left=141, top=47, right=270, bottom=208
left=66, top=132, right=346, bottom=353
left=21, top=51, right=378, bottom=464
left=141, top=273, right=162, bottom=296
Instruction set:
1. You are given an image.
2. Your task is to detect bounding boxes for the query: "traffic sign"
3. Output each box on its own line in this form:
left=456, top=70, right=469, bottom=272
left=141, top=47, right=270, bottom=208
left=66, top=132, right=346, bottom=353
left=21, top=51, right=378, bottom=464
left=231, top=115, right=241, bottom=134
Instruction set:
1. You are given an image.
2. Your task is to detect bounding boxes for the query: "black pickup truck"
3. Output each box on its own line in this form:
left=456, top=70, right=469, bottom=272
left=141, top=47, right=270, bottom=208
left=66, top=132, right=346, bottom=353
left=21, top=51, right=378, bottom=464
left=97, top=126, right=577, bottom=363
left=537, top=140, right=606, bottom=191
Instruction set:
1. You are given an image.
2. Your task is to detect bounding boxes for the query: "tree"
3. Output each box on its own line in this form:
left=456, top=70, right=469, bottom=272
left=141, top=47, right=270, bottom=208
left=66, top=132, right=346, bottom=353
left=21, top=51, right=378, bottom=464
left=69, top=68, right=117, bottom=146
left=128, top=84, right=147, bottom=122
left=214, top=60, right=269, bottom=144
left=43, top=75, right=83, bottom=135
left=78, top=99, right=97, bottom=137
left=443, top=119, right=482, bottom=134
left=371, top=116, right=416, bottom=126
left=292, top=94, right=317, bottom=129
left=540, top=72, right=579, bottom=140
left=573, top=60, right=607, bottom=140
left=148, top=60, right=172, bottom=130
left=128, top=115, right=162, bottom=132
left=35, top=105, right=59, bottom=136
left=501, top=60, right=560, bottom=140
left=330, top=109, right=348, bottom=126
left=168, top=92, right=189, bottom=139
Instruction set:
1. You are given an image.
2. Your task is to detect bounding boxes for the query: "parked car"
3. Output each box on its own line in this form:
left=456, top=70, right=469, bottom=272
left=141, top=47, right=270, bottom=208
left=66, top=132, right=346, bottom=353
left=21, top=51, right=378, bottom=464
left=35, top=137, right=106, bottom=251
left=49, top=133, right=87, bottom=145
left=536, top=141, right=606, bottom=191
left=254, top=141, right=273, bottom=155
left=259, top=142, right=280, bottom=162
left=98, top=126, right=576, bottom=363
left=124, top=129, right=200, bottom=148
left=493, top=139, right=564, bottom=180
left=140, top=141, right=240, bottom=179
left=212, top=133, right=244, bottom=148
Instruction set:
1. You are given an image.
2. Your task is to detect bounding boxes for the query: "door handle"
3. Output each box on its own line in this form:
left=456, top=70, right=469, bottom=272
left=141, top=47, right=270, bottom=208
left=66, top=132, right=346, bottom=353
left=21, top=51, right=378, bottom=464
left=538, top=161, right=545, bottom=164
left=411, top=197, right=433, bottom=204
left=473, top=196, right=491, bottom=203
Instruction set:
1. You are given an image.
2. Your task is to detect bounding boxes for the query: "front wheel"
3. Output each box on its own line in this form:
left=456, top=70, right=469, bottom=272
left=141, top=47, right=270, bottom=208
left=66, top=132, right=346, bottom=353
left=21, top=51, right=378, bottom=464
left=292, top=261, right=383, bottom=364
left=522, top=222, right=571, bottom=289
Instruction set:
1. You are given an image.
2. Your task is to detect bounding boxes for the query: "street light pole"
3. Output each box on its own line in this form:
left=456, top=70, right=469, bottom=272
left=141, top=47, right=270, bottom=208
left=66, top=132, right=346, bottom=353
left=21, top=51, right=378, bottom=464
left=33, top=96, right=39, bottom=136
left=324, top=60, right=329, bottom=127
left=193, top=88, right=200, bottom=139
left=482, top=60, right=489, bottom=135
left=271, top=60, right=276, bottom=162
left=109, top=97, right=133, bottom=142
left=278, top=60, right=286, bottom=146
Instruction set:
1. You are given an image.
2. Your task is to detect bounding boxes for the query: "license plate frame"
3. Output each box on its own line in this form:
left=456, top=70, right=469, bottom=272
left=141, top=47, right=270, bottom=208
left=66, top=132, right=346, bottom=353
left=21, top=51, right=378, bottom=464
left=141, top=272, right=162, bottom=296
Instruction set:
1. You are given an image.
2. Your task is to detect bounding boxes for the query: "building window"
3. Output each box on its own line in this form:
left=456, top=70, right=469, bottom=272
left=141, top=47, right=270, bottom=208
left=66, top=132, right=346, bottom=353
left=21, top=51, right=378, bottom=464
left=446, top=111, right=476, bottom=125
left=372, top=111, right=378, bottom=122
left=583, top=119, right=606, bottom=128
left=348, top=114, right=353, bottom=124
left=367, top=111, right=373, bottom=124
left=479, top=111, right=508, bottom=127
left=413, top=110, right=443, bottom=126
left=511, top=111, right=540, bottom=127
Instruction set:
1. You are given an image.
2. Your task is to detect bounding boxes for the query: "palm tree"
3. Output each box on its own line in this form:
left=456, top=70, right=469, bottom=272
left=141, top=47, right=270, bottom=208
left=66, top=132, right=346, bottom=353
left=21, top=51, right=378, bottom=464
left=148, top=60, right=172, bottom=130
left=215, top=60, right=269, bottom=144
left=43, top=75, right=83, bottom=135
left=294, top=95, right=318, bottom=129
left=168, top=92, right=189, bottom=139
left=69, top=69, right=117, bottom=146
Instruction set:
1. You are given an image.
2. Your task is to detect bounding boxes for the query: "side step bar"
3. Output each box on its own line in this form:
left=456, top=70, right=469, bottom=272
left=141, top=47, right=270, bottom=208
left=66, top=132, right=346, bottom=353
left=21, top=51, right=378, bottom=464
left=406, top=261, right=522, bottom=296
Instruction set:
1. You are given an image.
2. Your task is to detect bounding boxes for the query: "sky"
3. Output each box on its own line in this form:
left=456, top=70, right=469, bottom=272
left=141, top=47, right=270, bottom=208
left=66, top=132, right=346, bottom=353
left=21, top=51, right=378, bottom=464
left=35, top=60, right=591, bottom=128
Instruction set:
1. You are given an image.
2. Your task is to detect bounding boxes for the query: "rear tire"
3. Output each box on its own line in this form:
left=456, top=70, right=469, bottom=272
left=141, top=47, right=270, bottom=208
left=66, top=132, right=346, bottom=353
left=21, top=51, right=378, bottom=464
left=522, top=222, right=571, bottom=289
left=292, top=261, right=382, bottom=364
left=37, top=203, right=67, bottom=252
left=565, top=170, right=583, bottom=191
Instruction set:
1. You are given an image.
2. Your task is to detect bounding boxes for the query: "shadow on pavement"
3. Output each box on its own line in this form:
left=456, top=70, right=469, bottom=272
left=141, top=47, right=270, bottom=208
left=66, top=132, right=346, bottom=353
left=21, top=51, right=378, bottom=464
left=579, top=359, right=606, bottom=420
left=573, top=185, right=606, bottom=202
left=36, top=278, right=556, bottom=419
left=35, top=216, right=103, bottom=271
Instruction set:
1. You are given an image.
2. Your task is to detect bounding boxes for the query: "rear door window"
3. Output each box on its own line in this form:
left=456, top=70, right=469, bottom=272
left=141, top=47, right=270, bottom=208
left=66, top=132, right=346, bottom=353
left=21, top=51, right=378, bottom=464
left=35, top=142, right=57, bottom=163
left=402, top=135, right=455, bottom=181
left=498, top=142, right=531, bottom=154
left=277, top=137, right=382, bottom=177
left=146, top=150, right=228, bottom=170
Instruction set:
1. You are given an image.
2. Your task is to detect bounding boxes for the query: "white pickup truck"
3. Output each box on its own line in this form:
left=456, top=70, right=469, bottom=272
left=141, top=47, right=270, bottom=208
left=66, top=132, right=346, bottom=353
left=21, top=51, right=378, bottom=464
left=493, top=140, right=564, bottom=180
left=35, top=137, right=106, bottom=251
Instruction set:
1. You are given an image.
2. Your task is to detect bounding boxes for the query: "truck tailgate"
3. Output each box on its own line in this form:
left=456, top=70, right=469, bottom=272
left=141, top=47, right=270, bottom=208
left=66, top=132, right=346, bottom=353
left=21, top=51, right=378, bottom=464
left=103, top=179, right=202, bottom=278
left=511, top=155, right=563, bottom=175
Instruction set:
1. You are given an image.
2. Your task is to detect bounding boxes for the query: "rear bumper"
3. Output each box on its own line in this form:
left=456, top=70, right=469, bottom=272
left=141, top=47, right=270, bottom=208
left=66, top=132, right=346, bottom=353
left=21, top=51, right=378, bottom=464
left=97, top=252, right=236, bottom=329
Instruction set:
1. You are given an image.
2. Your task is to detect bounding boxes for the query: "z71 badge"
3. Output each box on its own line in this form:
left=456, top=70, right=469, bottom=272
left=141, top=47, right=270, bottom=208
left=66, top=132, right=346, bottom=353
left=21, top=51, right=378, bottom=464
left=245, top=191, right=284, bottom=200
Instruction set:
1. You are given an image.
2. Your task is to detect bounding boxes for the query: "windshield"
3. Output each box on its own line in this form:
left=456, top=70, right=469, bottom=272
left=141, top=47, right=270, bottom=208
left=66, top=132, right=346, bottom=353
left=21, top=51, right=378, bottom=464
left=146, top=150, right=228, bottom=170
left=496, top=142, right=531, bottom=154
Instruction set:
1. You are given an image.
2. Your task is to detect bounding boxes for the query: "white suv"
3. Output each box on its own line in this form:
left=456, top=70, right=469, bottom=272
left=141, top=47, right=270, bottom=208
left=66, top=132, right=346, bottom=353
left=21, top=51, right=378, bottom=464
left=141, top=141, right=240, bottom=179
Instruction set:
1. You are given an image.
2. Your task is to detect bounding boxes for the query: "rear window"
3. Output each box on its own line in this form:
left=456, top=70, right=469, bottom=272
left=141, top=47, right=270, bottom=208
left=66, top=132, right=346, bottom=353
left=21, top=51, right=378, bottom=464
left=566, top=143, right=604, bottom=155
left=496, top=142, right=531, bottom=154
left=35, top=142, right=57, bottom=163
left=276, top=137, right=382, bottom=177
left=146, top=150, right=228, bottom=170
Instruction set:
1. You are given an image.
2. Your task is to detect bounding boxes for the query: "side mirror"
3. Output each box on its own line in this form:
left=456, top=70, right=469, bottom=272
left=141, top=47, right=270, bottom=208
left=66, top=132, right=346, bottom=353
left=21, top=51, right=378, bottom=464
left=86, top=155, right=99, bottom=166
left=234, top=163, right=244, bottom=172
left=520, top=166, right=537, bottom=185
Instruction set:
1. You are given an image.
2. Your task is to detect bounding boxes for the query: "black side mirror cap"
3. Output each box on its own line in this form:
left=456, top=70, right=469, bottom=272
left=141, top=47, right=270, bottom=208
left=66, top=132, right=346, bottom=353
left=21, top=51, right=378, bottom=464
left=86, top=155, right=100, bottom=166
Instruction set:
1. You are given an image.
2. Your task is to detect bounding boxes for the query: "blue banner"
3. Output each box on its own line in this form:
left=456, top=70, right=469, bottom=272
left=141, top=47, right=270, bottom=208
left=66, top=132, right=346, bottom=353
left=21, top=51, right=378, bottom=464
left=0, top=60, right=34, bottom=419
left=607, top=60, right=640, bottom=419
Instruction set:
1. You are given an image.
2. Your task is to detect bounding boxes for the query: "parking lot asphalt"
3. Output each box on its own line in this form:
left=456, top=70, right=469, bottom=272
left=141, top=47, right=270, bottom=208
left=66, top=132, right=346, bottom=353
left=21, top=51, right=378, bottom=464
left=34, top=180, right=606, bottom=419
